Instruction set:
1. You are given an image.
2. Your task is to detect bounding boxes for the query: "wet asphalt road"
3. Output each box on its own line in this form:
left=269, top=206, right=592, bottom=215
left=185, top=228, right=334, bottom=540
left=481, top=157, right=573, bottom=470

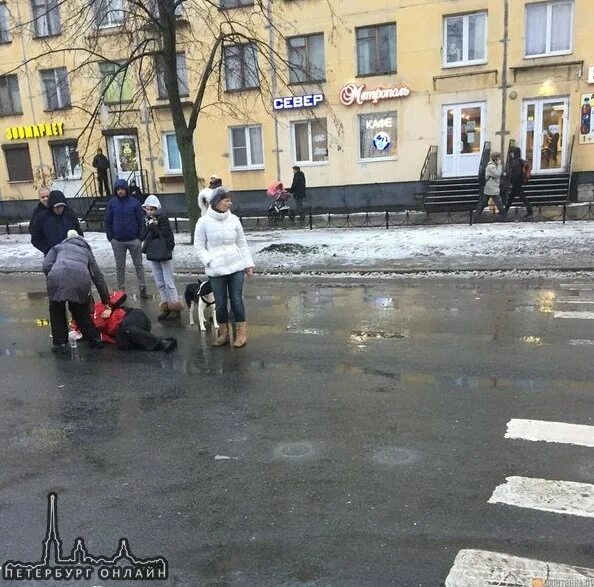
left=0, top=274, right=593, bottom=586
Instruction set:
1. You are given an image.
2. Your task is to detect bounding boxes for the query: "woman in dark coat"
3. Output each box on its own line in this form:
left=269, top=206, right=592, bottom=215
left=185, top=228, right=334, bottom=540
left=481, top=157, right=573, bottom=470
left=31, top=190, right=82, bottom=255
left=42, top=230, right=110, bottom=353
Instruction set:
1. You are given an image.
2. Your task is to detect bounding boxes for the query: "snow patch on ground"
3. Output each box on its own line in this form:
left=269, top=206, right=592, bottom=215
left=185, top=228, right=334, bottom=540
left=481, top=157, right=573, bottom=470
left=2, top=221, right=594, bottom=275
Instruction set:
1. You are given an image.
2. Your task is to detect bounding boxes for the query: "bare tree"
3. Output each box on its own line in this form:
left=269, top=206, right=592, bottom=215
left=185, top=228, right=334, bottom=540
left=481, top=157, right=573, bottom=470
left=6, top=0, right=341, bottom=233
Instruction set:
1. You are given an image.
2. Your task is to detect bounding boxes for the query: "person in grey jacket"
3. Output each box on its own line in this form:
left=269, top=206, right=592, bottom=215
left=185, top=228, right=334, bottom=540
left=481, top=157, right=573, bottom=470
left=43, top=230, right=110, bottom=354
left=476, top=152, right=506, bottom=219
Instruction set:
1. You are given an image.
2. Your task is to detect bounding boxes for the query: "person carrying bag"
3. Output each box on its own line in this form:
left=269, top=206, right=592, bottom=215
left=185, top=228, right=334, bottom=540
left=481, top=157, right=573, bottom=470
left=141, top=195, right=182, bottom=321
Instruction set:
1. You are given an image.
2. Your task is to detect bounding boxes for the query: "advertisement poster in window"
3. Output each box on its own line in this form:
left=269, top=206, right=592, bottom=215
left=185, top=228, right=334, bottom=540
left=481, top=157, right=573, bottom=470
left=579, top=93, right=594, bottom=145
left=359, top=112, right=397, bottom=160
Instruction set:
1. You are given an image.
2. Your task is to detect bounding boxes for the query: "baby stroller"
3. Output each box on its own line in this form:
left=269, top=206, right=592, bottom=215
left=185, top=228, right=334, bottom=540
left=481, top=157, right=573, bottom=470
left=267, top=181, right=295, bottom=221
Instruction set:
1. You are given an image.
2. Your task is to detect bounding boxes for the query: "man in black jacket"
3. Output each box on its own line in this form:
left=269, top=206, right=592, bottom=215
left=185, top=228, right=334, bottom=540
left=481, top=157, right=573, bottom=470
left=31, top=191, right=83, bottom=255
left=287, top=165, right=306, bottom=220
left=29, top=187, right=50, bottom=234
left=92, top=147, right=111, bottom=197
left=504, top=147, right=533, bottom=218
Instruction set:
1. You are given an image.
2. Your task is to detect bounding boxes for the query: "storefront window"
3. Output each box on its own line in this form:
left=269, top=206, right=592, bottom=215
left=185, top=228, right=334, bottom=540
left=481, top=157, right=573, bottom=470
left=358, top=111, right=397, bottom=160
left=51, top=143, right=81, bottom=180
left=293, top=119, right=328, bottom=164
left=525, top=1, right=573, bottom=57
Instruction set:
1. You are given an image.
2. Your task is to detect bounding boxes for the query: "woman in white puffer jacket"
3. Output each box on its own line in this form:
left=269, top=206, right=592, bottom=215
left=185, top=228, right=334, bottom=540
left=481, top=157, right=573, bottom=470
left=194, top=187, right=254, bottom=348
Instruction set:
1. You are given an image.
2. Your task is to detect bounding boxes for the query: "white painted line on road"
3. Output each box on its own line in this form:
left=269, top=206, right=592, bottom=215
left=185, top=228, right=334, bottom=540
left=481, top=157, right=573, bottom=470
left=505, top=419, right=594, bottom=448
left=554, top=311, right=594, bottom=319
left=558, top=299, right=594, bottom=304
left=445, top=549, right=594, bottom=586
left=560, top=283, right=594, bottom=290
left=569, top=339, right=594, bottom=346
left=489, top=476, right=594, bottom=518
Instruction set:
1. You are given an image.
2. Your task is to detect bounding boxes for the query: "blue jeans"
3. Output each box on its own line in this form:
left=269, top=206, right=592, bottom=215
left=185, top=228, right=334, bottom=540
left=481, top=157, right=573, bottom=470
left=209, top=271, right=246, bottom=323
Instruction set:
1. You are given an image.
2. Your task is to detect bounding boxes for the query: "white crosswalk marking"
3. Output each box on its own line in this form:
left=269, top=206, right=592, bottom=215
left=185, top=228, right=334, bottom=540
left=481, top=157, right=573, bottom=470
left=557, top=299, right=594, bottom=304
left=445, top=549, right=594, bottom=586
left=505, top=419, right=594, bottom=447
left=569, top=339, right=594, bottom=346
left=489, top=476, right=594, bottom=518
left=554, top=310, right=594, bottom=319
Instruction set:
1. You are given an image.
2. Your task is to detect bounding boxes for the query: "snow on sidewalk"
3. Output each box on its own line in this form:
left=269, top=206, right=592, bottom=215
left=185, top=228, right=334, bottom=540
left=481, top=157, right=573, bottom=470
left=2, top=221, right=594, bottom=274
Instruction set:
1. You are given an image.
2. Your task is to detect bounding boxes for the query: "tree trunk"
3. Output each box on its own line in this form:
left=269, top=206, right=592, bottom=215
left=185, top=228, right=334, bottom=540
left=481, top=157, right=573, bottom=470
left=177, top=128, right=200, bottom=242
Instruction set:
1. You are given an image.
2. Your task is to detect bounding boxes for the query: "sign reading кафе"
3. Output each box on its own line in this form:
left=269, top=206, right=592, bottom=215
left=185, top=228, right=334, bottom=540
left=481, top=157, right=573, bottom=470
left=6, top=122, right=65, bottom=140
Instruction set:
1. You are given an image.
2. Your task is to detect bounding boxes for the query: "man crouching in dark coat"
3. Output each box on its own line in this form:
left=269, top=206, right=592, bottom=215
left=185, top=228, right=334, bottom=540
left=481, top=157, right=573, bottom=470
left=42, top=230, right=109, bottom=354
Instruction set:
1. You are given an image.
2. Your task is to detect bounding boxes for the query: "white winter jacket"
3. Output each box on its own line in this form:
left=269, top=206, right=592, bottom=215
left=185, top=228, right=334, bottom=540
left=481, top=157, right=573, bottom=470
left=194, top=208, right=254, bottom=277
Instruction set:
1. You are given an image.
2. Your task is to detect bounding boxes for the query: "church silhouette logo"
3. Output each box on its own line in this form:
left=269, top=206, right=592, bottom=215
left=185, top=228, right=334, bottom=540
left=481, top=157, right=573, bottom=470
left=2, top=493, right=168, bottom=582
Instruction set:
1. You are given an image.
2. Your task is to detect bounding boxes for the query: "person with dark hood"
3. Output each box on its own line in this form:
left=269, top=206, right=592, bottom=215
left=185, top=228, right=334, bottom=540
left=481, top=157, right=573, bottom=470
left=105, top=178, right=148, bottom=298
left=87, top=291, right=177, bottom=352
left=43, top=230, right=109, bottom=354
left=505, top=146, right=533, bottom=218
left=31, top=190, right=83, bottom=255
left=92, top=147, right=111, bottom=197
left=29, top=187, right=50, bottom=235
left=287, top=165, right=306, bottom=220
left=128, top=178, right=145, bottom=204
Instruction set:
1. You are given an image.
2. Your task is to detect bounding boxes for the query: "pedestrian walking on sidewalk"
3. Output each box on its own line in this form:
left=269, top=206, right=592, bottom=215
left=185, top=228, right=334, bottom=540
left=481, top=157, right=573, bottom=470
left=287, top=165, right=306, bottom=220
left=105, top=179, right=148, bottom=298
left=43, top=230, right=109, bottom=354
left=31, top=190, right=83, bottom=255
left=141, top=195, right=182, bottom=321
left=194, top=187, right=255, bottom=348
left=92, top=148, right=111, bottom=197
left=505, top=146, right=533, bottom=218
left=476, top=152, right=506, bottom=220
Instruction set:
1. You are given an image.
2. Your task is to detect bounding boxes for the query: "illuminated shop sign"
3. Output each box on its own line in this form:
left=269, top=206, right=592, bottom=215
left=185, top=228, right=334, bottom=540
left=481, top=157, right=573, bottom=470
left=273, top=94, right=324, bottom=110
left=5, top=122, right=65, bottom=140
left=339, top=83, right=411, bottom=106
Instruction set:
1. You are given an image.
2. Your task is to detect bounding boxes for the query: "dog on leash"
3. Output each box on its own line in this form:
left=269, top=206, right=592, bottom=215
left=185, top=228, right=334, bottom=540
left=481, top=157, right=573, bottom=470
left=184, top=280, right=218, bottom=331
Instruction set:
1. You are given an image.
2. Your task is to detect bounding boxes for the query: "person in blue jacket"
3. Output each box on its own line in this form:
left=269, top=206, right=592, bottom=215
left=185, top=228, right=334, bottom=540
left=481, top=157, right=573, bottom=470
left=105, top=179, right=148, bottom=298
left=31, top=190, right=83, bottom=255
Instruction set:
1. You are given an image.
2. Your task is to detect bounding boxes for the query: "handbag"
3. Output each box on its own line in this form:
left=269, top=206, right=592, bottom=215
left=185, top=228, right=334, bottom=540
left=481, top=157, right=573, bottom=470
left=144, top=237, right=172, bottom=262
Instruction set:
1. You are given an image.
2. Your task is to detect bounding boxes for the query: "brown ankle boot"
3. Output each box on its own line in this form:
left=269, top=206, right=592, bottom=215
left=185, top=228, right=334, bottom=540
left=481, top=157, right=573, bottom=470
left=213, top=323, right=230, bottom=346
left=232, top=322, right=247, bottom=348
left=157, top=302, right=170, bottom=321
left=165, top=301, right=182, bottom=321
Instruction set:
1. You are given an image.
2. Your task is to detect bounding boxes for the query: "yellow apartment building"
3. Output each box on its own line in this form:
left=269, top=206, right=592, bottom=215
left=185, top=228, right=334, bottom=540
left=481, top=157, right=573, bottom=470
left=0, top=0, right=593, bottom=216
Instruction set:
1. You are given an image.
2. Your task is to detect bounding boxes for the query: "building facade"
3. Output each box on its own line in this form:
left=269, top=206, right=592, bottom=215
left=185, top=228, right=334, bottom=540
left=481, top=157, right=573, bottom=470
left=0, top=0, right=593, bottom=214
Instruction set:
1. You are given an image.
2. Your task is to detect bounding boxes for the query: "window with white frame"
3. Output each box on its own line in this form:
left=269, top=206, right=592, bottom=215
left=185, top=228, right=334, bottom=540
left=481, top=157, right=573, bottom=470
left=525, top=1, right=573, bottom=57
left=224, top=44, right=259, bottom=91
left=0, top=4, right=11, bottom=43
left=443, top=12, right=487, bottom=66
left=163, top=133, right=182, bottom=173
left=95, top=0, right=124, bottom=28
left=51, top=142, right=81, bottom=179
left=0, top=74, right=22, bottom=116
left=288, top=34, right=325, bottom=83
left=156, top=52, right=189, bottom=99
left=220, top=0, right=253, bottom=8
left=230, top=126, right=264, bottom=169
left=31, top=0, right=61, bottom=37
left=40, top=68, right=71, bottom=110
left=99, top=61, right=133, bottom=104
left=358, top=111, right=397, bottom=160
left=292, top=119, right=328, bottom=164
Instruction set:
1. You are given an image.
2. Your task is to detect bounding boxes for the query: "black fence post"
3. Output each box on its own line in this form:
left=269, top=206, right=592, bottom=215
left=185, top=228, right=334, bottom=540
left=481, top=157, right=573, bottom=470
left=385, top=211, right=389, bottom=230
left=469, top=210, right=474, bottom=226
left=562, top=204, right=567, bottom=225
left=5, top=220, right=9, bottom=235
left=174, top=217, right=179, bottom=233
left=309, top=212, right=313, bottom=230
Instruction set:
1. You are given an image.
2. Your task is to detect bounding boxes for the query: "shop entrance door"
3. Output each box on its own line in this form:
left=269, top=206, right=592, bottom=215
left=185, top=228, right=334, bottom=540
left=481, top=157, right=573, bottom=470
left=109, top=135, right=143, bottom=189
left=521, top=98, right=569, bottom=174
left=442, top=102, right=486, bottom=177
